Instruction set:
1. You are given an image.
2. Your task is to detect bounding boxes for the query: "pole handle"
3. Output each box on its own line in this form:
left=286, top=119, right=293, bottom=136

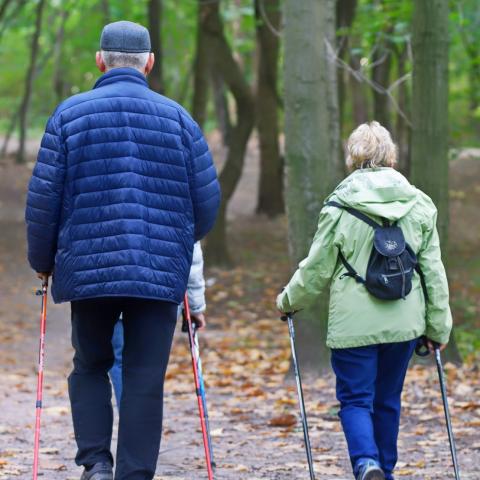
left=415, top=335, right=440, bottom=357
left=280, top=311, right=298, bottom=322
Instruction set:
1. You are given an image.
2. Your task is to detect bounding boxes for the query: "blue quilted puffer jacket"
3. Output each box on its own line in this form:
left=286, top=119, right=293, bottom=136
left=25, top=68, right=220, bottom=304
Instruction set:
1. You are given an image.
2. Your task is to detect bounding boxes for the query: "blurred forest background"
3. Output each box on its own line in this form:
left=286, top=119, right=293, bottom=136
left=0, top=0, right=479, bottom=370
left=0, top=1, right=480, bottom=477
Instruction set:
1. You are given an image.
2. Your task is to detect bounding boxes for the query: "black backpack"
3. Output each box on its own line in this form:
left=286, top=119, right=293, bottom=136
left=326, top=201, right=428, bottom=301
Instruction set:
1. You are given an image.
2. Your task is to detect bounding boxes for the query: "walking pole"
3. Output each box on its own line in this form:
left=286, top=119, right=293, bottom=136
left=281, top=313, right=316, bottom=480
left=192, top=324, right=216, bottom=469
left=33, top=280, right=48, bottom=480
left=182, top=293, right=214, bottom=480
left=416, top=337, right=461, bottom=479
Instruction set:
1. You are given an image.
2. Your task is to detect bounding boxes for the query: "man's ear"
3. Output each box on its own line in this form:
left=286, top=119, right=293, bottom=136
left=144, top=53, right=155, bottom=75
left=96, top=51, right=106, bottom=72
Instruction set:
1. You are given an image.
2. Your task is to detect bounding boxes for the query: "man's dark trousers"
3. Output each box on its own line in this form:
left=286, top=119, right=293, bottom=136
left=331, top=339, right=417, bottom=480
left=68, top=297, right=177, bottom=480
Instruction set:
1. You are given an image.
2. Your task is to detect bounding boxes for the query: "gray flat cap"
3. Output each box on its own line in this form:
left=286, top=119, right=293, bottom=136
left=100, top=21, right=151, bottom=53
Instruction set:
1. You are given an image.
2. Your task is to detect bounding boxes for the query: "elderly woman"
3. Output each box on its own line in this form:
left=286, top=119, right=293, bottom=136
left=276, top=121, right=452, bottom=480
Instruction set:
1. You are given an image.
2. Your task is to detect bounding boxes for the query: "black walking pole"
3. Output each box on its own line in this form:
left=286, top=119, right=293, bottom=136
left=282, top=313, right=316, bottom=480
left=416, top=337, right=461, bottom=479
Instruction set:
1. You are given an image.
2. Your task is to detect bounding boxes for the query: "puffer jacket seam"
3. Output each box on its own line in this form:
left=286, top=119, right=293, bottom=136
left=71, top=169, right=188, bottom=186
left=59, top=96, right=181, bottom=118
left=74, top=278, right=177, bottom=289
left=63, top=111, right=183, bottom=133
left=73, top=201, right=185, bottom=214
left=70, top=230, right=184, bottom=244
left=74, top=245, right=179, bottom=258
left=68, top=125, right=182, bottom=141
left=73, top=185, right=188, bottom=200
left=73, top=262, right=178, bottom=274
left=70, top=158, right=185, bottom=174
left=70, top=215, right=185, bottom=229
left=68, top=138, right=184, bottom=154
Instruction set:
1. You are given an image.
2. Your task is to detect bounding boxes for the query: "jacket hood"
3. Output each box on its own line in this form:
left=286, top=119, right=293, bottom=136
left=331, top=168, right=418, bottom=220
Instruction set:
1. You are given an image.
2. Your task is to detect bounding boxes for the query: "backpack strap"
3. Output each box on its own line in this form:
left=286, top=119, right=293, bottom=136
left=415, top=264, right=429, bottom=303
left=338, top=249, right=365, bottom=284
left=325, top=201, right=383, bottom=230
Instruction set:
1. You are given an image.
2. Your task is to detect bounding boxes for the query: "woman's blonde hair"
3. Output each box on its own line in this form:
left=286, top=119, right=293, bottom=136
left=346, top=121, right=398, bottom=170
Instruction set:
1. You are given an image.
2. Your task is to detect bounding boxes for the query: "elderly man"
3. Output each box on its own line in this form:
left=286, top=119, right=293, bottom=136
left=25, top=21, right=220, bottom=480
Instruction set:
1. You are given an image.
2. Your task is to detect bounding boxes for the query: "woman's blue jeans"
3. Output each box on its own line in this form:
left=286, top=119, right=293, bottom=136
left=331, top=339, right=417, bottom=479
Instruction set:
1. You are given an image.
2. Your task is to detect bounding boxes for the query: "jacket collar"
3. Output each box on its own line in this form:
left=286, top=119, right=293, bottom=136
left=93, top=67, right=148, bottom=89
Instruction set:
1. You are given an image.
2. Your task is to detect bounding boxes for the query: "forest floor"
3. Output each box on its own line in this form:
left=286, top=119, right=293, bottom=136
left=0, top=137, right=479, bottom=479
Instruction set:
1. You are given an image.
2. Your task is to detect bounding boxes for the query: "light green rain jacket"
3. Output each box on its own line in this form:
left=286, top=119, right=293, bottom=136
left=277, top=167, right=452, bottom=349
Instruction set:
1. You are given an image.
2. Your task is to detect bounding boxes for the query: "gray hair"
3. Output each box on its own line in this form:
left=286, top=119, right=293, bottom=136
left=346, top=121, right=398, bottom=171
left=101, top=50, right=149, bottom=70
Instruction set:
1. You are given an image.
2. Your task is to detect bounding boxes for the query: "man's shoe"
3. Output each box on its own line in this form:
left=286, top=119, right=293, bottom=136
left=80, top=462, right=113, bottom=480
left=355, top=459, right=385, bottom=480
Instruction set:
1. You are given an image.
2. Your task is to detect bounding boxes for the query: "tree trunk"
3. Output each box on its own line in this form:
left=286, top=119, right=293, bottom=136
left=255, top=0, right=284, bottom=217
left=467, top=53, right=480, bottom=137
left=0, top=0, right=12, bottom=23
left=201, top=1, right=255, bottom=266
left=395, top=46, right=411, bottom=176
left=192, top=1, right=210, bottom=129
left=411, top=0, right=449, bottom=257
left=371, top=31, right=393, bottom=130
left=148, top=0, right=164, bottom=93
left=0, top=0, right=26, bottom=41
left=100, top=0, right=110, bottom=25
left=336, top=0, right=357, bottom=135
left=211, top=72, right=231, bottom=146
left=53, top=7, right=69, bottom=103
left=411, top=0, right=461, bottom=364
left=349, top=46, right=370, bottom=125
left=16, top=0, right=45, bottom=164
left=284, top=0, right=341, bottom=373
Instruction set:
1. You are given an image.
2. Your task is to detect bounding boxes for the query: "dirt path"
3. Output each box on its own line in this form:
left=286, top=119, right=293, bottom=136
left=0, top=148, right=479, bottom=479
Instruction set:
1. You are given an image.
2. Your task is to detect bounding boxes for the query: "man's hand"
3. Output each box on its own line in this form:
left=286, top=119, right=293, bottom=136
left=427, top=339, right=448, bottom=353
left=191, top=312, right=206, bottom=330
left=37, top=272, right=51, bottom=285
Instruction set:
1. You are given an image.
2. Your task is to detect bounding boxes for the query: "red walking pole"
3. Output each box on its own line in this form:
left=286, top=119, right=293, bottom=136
left=183, top=293, right=214, bottom=480
left=33, top=280, right=48, bottom=480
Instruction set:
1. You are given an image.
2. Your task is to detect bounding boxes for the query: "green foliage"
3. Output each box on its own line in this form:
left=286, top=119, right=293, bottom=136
left=0, top=0, right=257, bottom=135
left=0, top=0, right=480, bottom=146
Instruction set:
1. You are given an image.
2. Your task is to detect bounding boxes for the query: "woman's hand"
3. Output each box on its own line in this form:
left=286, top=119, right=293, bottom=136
left=191, top=313, right=206, bottom=330
left=427, top=339, right=448, bottom=353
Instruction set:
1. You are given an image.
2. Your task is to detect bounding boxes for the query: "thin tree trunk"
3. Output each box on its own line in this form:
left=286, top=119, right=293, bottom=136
left=411, top=0, right=461, bottom=364
left=0, top=110, right=18, bottom=159
left=284, top=0, right=341, bottom=373
left=53, top=7, right=69, bottom=103
left=255, top=0, right=284, bottom=217
left=100, top=0, right=110, bottom=25
left=371, top=31, right=393, bottom=130
left=395, top=46, right=411, bottom=176
left=192, top=0, right=210, bottom=129
left=201, top=1, right=255, bottom=265
left=0, top=0, right=12, bottom=23
left=336, top=0, right=357, bottom=135
left=467, top=54, right=480, bottom=137
left=16, top=0, right=45, bottom=164
left=211, top=72, right=231, bottom=146
left=349, top=47, right=369, bottom=125
left=0, top=0, right=27, bottom=47
left=148, top=0, right=164, bottom=94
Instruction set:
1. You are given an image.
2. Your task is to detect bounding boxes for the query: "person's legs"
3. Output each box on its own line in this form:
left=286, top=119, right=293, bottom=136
left=109, top=318, right=124, bottom=407
left=68, top=298, right=121, bottom=468
left=331, top=345, right=380, bottom=474
left=115, top=299, right=177, bottom=480
left=373, top=339, right=417, bottom=480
